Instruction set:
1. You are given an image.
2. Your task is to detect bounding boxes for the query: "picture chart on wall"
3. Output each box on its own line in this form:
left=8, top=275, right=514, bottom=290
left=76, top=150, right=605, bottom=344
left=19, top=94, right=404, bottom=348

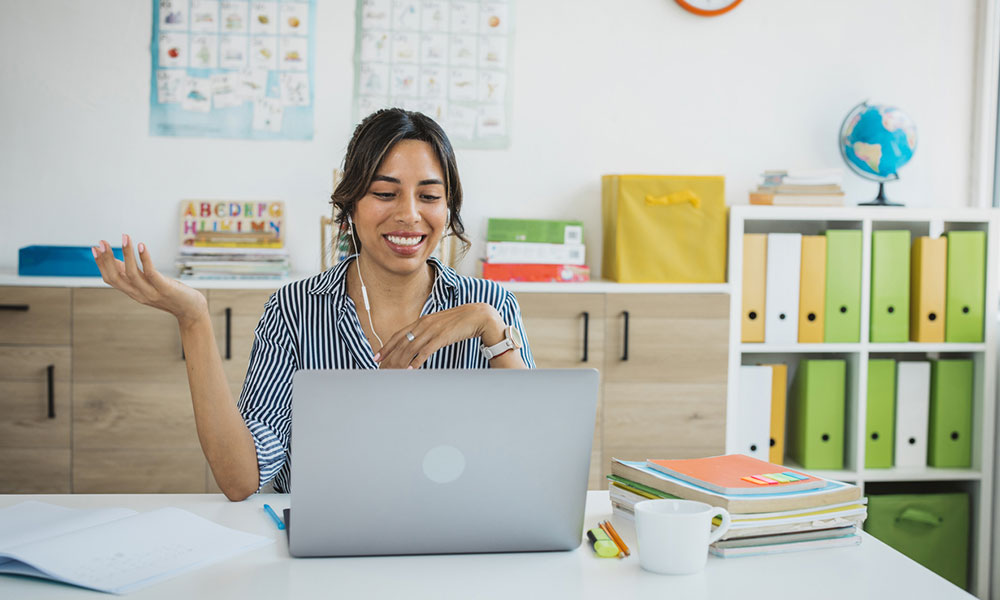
left=353, top=0, right=514, bottom=149
left=149, top=0, right=316, bottom=140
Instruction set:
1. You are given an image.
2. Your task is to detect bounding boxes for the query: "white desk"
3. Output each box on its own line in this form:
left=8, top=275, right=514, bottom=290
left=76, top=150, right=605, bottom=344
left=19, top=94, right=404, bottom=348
left=0, top=492, right=973, bottom=600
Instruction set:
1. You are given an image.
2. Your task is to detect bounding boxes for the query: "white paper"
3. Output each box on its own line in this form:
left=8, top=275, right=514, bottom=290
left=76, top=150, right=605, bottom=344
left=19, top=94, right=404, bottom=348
left=279, top=2, right=309, bottom=35
left=219, top=34, right=249, bottom=68
left=0, top=502, right=271, bottom=594
left=278, top=36, right=308, bottom=71
left=156, top=69, right=187, bottom=103
left=220, top=1, right=249, bottom=33
left=159, top=32, right=190, bottom=68
left=182, top=77, right=213, bottom=112
left=191, top=34, right=219, bottom=69
left=238, top=67, right=269, bottom=100
left=280, top=72, right=310, bottom=106
left=212, top=73, right=243, bottom=108
left=253, top=97, right=284, bottom=131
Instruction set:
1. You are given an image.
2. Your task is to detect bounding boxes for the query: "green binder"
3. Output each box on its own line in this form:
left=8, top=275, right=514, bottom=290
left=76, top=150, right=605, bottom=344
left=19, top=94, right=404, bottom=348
left=788, top=359, right=846, bottom=469
left=870, top=230, right=911, bottom=342
left=865, top=359, right=896, bottom=468
left=864, top=493, right=969, bottom=589
left=928, top=359, right=973, bottom=468
left=945, top=231, right=986, bottom=343
left=824, top=230, right=862, bottom=342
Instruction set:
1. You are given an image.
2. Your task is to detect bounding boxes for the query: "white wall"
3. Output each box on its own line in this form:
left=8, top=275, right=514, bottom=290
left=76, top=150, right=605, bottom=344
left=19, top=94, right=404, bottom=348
left=0, top=0, right=980, bottom=278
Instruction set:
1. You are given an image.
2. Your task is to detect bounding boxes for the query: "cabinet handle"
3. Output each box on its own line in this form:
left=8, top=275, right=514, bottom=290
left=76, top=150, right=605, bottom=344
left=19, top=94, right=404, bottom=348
left=47, top=364, right=55, bottom=419
left=225, top=307, right=232, bottom=360
left=0, top=304, right=29, bottom=311
left=581, top=311, right=590, bottom=362
left=621, top=310, right=630, bottom=361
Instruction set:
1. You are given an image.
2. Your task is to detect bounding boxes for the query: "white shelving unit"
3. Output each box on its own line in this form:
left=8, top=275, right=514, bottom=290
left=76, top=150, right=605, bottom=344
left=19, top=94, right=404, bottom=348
left=725, top=206, right=998, bottom=598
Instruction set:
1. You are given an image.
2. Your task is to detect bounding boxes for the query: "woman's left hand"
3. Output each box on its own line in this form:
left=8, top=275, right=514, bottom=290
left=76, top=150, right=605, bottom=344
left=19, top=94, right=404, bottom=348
left=375, top=303, right=506, bottom=369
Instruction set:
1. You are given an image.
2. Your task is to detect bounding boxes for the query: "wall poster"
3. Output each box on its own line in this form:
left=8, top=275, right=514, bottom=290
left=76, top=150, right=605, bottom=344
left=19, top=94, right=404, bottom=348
left=150, top=0, right=316, bottom=139
left=353, top=0, right=515, bottom=149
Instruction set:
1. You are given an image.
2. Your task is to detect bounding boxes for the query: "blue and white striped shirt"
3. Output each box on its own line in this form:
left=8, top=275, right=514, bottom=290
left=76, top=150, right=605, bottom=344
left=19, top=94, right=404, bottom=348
left=236, top=256, right=535, bottom=493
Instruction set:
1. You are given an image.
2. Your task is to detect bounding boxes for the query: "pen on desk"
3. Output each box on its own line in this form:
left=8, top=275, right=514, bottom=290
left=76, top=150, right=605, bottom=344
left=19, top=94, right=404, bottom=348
left=601, top=520, right=630, bottom=557
left=263, top=504, right=285, bottom=530
left=597, top=521, right=624, bottom=558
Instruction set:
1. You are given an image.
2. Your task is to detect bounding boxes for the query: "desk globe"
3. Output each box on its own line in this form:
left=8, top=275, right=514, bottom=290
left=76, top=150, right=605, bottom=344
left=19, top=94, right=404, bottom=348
left=839, top=101, right=918, bottom=206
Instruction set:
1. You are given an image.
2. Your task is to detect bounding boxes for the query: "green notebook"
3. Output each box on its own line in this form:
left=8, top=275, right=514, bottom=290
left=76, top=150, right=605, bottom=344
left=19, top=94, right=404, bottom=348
left=928, top=359, right=973, bottom=468
left=788, top=359, right=846, bottom=469
left=486, top=218, right=584, bottom=244
left=823, top=230, right=862, bottom=342
left=865, top=359, right=896, bottom=468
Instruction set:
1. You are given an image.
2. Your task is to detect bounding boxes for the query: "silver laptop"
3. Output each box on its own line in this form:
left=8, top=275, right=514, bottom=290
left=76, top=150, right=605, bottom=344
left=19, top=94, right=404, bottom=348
left=286, top=368, right=599, bottom=557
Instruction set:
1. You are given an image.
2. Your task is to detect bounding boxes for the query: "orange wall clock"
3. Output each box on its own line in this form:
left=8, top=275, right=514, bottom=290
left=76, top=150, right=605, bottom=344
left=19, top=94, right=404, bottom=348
left=675, top=0, right=743, bottom=17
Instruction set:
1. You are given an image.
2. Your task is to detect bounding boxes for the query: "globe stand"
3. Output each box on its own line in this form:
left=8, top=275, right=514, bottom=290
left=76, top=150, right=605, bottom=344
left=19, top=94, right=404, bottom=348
left=859, top=182, right=902, bottom=207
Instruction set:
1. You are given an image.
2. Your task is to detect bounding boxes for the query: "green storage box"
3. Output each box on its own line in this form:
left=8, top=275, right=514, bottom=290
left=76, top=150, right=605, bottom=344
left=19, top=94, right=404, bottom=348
left=864, top=493, right=969, bottom=589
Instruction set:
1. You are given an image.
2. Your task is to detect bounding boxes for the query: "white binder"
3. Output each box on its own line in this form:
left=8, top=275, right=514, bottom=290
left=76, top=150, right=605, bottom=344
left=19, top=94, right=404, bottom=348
left=764, top=233, right=802, bottom=344
left=737, top=366, right=773, bottom=460
left=895, top=361, right=930, bottom=467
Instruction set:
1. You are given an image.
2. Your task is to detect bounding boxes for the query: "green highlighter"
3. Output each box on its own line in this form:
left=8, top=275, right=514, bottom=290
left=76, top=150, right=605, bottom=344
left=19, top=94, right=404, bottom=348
left=587, top=527, right=620, bottom=558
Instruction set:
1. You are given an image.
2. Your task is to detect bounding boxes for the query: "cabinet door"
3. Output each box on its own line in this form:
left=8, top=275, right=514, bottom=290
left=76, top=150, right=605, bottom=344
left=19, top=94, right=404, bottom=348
left=0, top=287, right=70, bottom=345
left=73, top=288, right=197, bottom=383
left=72, top=288, right=207, bottom=493
left=207, top=289, right=275, bottom=396
left=516, top=292, right=605, bottom=490
left=0, top=347, right=72, bottom=493
left=602, top=294, right=729, bottom=473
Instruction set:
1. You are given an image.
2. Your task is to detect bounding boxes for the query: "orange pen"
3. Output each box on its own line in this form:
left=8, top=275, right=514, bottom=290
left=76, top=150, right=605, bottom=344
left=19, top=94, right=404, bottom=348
left=601, top=520, right=630, bottom=557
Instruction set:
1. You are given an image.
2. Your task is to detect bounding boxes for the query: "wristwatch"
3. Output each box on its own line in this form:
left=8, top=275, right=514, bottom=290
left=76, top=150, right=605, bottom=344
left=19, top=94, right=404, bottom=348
left=480, top=324, right=523, bottom=360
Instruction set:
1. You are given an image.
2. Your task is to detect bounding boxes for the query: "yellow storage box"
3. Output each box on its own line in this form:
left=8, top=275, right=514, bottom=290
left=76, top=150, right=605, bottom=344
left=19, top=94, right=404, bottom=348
left=602, top=175, right=727, bottom=283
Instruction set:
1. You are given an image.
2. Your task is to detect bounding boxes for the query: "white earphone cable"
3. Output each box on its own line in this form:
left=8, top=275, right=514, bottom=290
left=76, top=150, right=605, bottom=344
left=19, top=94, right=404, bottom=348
left=349, top=216, right=384, bottom=350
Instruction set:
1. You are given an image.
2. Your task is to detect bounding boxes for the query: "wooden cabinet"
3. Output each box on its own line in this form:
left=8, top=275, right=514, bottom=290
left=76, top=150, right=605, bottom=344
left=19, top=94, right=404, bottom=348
left=515, top=291, right=729, bottom=491
left=0, top=288, right=72, bottom=493
left=208, top=289, right=274, bottom=396
left=517, top=293, right=605, bottom=488
left=71, top=288, right=206, bottom=493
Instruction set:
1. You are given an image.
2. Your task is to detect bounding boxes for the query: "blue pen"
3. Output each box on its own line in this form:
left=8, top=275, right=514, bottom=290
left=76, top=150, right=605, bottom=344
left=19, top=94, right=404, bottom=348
left=263, top=504, right=285, bottom=530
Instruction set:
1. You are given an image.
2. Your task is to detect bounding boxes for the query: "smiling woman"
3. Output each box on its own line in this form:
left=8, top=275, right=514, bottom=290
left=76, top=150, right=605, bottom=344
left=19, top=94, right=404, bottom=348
left=90, top=108, right=534, bottom=501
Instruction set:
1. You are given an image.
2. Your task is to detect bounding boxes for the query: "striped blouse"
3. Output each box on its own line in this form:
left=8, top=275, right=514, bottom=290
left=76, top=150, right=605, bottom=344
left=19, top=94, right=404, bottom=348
left=236, top=255, right=536, bottom=493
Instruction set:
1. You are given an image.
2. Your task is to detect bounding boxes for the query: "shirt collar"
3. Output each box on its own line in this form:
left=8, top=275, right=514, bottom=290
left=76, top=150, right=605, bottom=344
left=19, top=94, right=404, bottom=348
left=307, top=255, right=460, bottom=307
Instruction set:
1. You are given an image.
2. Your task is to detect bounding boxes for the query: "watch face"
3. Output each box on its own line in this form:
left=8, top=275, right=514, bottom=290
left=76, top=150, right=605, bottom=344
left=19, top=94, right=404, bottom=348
left=508, top=325, right=523, bottom=349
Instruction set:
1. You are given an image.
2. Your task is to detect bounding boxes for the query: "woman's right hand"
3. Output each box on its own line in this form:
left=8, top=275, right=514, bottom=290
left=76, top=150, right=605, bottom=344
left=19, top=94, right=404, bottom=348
left=93, top=235, right=208, bottom=328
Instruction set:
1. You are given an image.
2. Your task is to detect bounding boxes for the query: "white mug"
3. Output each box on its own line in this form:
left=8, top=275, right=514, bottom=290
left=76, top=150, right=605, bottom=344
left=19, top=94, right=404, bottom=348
left=634, top=499, right=731, bottom=575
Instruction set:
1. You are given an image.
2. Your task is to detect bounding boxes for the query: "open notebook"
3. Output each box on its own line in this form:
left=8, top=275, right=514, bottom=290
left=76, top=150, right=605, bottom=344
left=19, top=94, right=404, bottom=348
left=0, top=501, right=271, bottom=594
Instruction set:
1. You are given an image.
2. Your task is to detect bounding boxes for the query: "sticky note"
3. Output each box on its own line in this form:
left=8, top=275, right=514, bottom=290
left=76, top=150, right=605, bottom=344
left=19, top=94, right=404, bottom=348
left=742, top=476, right=768, bottom=485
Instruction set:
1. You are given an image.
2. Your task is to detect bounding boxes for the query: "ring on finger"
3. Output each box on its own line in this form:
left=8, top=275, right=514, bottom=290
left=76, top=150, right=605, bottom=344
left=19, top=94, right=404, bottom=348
left=405, top=331, right=416, bottom=342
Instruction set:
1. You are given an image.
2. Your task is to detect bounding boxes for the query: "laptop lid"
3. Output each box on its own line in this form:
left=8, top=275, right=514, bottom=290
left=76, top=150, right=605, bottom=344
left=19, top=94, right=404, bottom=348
left=287, top=368, right=598, bottom=557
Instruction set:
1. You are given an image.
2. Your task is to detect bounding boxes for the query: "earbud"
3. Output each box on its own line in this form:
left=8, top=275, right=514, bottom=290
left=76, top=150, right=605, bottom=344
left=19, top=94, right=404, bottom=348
left=350, top=212, right=383, bottom=350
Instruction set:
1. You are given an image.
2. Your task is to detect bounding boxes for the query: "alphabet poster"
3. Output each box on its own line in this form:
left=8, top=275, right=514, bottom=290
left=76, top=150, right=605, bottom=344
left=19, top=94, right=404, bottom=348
left=353, top=0, right=515, bottom=149
left=150, top=1, right=316, bottom=139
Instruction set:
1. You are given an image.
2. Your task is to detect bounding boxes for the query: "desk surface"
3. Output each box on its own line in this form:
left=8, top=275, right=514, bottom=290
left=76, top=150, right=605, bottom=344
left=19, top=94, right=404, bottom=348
left=0, top=492, right=973, bottom=600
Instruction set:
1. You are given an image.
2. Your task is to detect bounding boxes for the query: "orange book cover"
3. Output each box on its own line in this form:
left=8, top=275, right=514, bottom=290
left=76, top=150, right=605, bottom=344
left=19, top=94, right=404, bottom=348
left=645, top=454, right=825, bottom=495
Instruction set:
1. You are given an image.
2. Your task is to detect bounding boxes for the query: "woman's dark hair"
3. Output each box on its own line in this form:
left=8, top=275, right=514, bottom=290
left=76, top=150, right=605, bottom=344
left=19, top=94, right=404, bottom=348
left=331, top=108, right=468, bottom=255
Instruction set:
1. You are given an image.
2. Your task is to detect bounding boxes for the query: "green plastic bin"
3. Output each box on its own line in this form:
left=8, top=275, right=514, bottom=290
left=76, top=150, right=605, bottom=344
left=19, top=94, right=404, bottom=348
left=864, top=493, right=969, bottom=589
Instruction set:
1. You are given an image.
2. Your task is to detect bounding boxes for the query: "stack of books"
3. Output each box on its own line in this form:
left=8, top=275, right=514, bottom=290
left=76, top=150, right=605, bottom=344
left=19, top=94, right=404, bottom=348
left=750, top=169, right=847, bottom=206
left=608, top=454, right=867, bottom=558
left=481, top=218, right=589, bottom=282
left=176, top=200, right=291, bottom=280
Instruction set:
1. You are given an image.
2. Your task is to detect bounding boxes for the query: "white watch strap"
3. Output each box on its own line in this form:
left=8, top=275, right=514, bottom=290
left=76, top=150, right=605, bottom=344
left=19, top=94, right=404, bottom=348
left=481, top=337, right=514, bottom=360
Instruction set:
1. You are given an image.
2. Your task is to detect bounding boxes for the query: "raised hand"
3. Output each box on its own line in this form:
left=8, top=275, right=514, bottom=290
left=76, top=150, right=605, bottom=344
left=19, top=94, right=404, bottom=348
left=92, top=234, right=208, bottom=327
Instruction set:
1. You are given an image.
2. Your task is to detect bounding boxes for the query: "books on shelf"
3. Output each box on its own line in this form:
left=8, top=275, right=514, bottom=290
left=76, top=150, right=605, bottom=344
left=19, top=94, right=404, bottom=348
left=752, top=169, right=847, bottom=206
left=481, top=218, right=589, bottom=282
left=608, top=453, right=866, bottom=558
left=176, top=200, right=290, bottom=280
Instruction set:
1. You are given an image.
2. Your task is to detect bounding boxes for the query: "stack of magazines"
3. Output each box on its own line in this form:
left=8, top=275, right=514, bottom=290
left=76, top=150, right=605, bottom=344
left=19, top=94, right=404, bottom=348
left=608, top=454, right=867, bottom=557
left=175, top=200, right=290, bottom=280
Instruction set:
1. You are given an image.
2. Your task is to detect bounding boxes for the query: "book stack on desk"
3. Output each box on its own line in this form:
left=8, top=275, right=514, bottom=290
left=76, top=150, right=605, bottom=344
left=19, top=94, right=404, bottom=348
left=175, top=200, right=291, bottom=280
left=608, top=454, right=867, bottom=558
left=480, top=218, right=589, bottom=282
